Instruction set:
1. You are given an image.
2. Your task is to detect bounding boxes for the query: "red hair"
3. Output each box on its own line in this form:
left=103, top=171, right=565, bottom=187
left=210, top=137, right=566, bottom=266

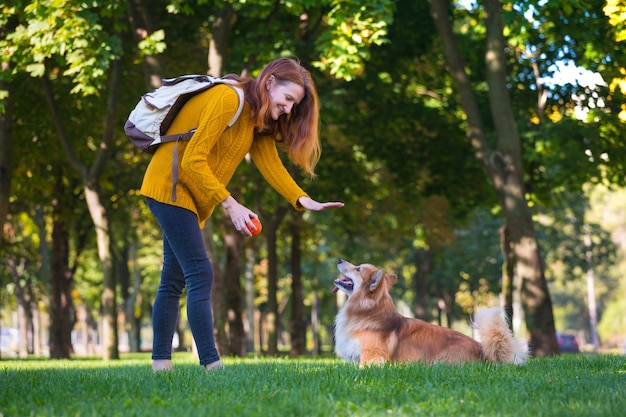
left=229, top=58, right=320, bottom=177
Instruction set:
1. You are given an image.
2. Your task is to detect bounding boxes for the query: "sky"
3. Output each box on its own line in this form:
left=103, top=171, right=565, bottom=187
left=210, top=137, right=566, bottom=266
left=547, top=62, right=606, bottom=89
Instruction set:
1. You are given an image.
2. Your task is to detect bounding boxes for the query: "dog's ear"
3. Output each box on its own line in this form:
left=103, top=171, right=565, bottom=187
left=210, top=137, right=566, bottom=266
left=369, top=270, right=385, bottom=292
left=387, top=274, right=397, bottom=286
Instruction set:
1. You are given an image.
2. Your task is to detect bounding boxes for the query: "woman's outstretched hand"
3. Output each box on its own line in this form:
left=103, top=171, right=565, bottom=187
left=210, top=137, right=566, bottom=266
left=298, top=196, right=345, bottom=211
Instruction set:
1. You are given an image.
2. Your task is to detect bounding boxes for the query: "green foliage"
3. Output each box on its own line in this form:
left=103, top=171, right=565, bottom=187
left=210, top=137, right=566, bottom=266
left=586, top=185, right=626, bottom=345
left=597, top=292, right=626, bottom=347
left=0, top=212, right=42, bottom=294
left=313, top=1, right=395, bottom=81
left=604, top=0, right=626, bottom=42
left=1, top=0, right=124, bottom=96
left=1, top=354, right=626, bottom=416
left=316, top=0, right=492, bottom=225
left=535, top=186, right=626, bottom=341
left=521, top=117, right=624, bottom=205
left=137, top=30, right=167, bottom=57
left=432, top=209, right=504, bottom=317
left=452, top=0, right=626, bottom=205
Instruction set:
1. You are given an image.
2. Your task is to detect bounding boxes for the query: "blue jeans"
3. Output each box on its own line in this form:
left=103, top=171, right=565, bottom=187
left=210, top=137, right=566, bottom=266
left=145, top=198, right=220, bottom=366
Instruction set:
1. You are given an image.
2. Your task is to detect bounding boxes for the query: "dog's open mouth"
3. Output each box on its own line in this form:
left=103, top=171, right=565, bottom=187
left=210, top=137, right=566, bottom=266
left=333, top=277, right=354, bottom=293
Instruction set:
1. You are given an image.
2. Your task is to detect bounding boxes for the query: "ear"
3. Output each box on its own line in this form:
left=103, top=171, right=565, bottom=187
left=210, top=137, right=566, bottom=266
left=267, top=75, right=275, bottom=90
left=369, top=270, right=385, bottom=292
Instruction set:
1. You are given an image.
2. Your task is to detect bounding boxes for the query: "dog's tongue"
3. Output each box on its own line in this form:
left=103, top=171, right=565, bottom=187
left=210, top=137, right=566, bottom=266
left=333, top=277, right=352, bottom=294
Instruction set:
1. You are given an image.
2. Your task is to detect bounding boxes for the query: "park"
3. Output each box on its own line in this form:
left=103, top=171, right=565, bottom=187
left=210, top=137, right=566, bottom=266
left=1, top=0, right=626, bottom=415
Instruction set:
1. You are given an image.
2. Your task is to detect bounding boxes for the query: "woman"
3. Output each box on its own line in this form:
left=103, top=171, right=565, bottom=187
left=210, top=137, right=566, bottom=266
left=141, top=58, right=344, bottom=371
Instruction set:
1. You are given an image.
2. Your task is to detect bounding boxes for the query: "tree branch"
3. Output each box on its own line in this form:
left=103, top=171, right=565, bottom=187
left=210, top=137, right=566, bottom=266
left=427, top=0, right=492, bottom=171
left=483, top=0, right=522, bottom=161
left=90, top=59, right=121, bottom=180
left=41, top=73, right=87, bottom=179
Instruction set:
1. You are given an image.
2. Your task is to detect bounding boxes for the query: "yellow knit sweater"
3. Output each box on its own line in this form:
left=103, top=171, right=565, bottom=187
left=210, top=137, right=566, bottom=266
left=140, top=84, right=307, bottom=226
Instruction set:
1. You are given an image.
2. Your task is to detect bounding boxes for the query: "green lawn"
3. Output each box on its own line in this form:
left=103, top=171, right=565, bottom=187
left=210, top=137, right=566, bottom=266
left=1, top=353, right=624, bottom=417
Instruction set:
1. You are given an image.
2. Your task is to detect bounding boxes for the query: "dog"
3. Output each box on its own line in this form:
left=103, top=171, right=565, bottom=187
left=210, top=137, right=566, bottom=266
left=333, top=259, right=528, bottom=366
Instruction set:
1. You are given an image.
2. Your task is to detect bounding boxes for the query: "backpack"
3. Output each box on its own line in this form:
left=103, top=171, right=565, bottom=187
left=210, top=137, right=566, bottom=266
left=124, top=75, right=245, bottom=202
left=124, top=74, right=245, bottom=154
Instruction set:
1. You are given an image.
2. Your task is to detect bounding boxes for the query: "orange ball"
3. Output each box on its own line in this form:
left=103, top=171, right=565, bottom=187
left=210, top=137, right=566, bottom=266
left=246, top=218, right=262, bottom=236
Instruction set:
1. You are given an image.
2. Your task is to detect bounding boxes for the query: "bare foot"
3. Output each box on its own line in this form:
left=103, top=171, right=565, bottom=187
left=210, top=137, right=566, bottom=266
left=204, top=360, right=225, bottom=371
left=152, top=359, right=173, bottom=372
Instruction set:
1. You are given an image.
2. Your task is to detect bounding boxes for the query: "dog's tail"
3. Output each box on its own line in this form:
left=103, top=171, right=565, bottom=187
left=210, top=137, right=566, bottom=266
left=472, top=307, right=529, bottom=364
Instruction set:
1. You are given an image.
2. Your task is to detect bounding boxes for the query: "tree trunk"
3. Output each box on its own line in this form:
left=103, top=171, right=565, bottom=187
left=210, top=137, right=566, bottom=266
left=49, top=203, right=73, bottom=359
left=225, top=229, right=245, bottom=356
left=428, top=0, right=558, bottom=356
left=207, top=3, right=235, bottom=76
left=30, top=296, right=41, bottom=357
left=266, top=222, right=279, bottom=356
left=500, top=225, right=515, bottom=329
left=204, top=219, right=228, bottom=354
left=289, top=211, right=306, bottom=356
left=84, top=184, right=118, bottom=360
left=129, top=240, right=142, bottom=352
left=311, top=290, right=320, bottom=356
left=264, top=205, right=289, bottom=356
left=8, top=255, right=31, bottom=358
left=0, top=73, right=13, bottom=236
left=413, top=248, right=431, bottom=321
left=584, top=230, right=600, bottom=350
left=482, top=0, right=557, bottom=356
left=16, top=286, right=30, bottom=358
left=119, top=240, right=141, bottom=353
left=118, top=242, right=130, bottom=352
left=99, top=58, right=123, bottom=359
left=244, top=247, right=256, bottom=354
left=436, top=287, right=454, bottom=329
left=126, top=0, right=164, bottom=89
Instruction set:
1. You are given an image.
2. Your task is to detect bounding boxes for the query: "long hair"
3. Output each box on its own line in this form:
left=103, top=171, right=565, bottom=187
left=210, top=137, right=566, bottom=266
left=226, top=58, right=320, bottom=177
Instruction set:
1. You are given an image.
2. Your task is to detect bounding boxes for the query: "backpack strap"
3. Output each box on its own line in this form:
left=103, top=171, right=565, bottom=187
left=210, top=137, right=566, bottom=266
left=170, top=85, right=244, bottom=202
left=161, top=83, right=244, bottom=143
left=228, top=86, right=245, bottom=127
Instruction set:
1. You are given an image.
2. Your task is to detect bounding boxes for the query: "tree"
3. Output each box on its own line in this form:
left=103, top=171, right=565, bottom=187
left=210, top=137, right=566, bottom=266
left=427, top=0, right=559, bottom=355
left=2, top=0, right=126, bottom=359
left=43, top=60, right=123, bottom=360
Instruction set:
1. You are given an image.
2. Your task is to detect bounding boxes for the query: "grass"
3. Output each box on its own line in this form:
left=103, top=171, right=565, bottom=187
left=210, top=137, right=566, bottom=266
left=0, top=353, right=625, bottom=417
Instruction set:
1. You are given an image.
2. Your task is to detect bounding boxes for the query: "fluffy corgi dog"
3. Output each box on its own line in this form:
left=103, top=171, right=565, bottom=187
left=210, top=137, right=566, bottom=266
left=333, top=259, right=528, bottom=366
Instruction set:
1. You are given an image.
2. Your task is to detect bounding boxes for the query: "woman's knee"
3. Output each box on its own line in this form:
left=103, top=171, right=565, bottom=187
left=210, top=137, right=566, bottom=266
left=159, top=263, right=186, bottom=294
left=185, top=262, right=214, bottom=292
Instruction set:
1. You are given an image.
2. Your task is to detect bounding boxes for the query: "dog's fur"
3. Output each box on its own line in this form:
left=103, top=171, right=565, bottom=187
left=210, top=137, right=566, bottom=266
left=333, top=259, right=528, bottom=366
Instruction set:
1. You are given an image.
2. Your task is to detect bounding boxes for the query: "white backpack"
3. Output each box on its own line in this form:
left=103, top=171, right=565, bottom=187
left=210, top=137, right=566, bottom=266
left=124, top=74, right=244, bottom=153
left=124, top=75, right=244, bottom=201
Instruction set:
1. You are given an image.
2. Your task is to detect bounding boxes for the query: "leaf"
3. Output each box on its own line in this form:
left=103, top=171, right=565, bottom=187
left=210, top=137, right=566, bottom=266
left=25, top=63, right=46, bottom=77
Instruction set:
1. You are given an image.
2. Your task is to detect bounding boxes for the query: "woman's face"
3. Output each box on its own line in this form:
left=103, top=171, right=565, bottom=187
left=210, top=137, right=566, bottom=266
left=267, top=77, right=305, bottom=120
